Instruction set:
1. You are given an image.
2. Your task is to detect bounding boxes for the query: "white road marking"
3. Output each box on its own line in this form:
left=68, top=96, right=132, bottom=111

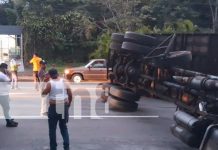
left=10, top=93, right=40, bottom=95
left=16, top=86, right=102, bottom=88
left=0, top=115, right=160, bottom=119
left=10, top=93, right=100, bottom=99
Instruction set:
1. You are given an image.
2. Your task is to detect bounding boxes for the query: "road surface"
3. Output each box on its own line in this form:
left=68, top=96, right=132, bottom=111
left=0, top=82, right=197, bottom=150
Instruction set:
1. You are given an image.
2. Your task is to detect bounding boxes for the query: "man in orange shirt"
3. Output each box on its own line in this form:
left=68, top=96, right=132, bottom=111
left=29, top=53, right=42, bottom=90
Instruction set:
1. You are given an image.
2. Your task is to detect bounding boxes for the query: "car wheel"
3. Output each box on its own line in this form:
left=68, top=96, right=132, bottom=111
left=109, top=86, right=140, bottom=102
left=124, top=31, right=159, bottom=46
left=108, top=96, right=138, bottom=112
left=121, top=42, right=152, bottom=54
left=72, top=74, right=82, bottom=83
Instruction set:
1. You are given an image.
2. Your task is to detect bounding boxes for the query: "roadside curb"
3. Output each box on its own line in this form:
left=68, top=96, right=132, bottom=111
left=18, top=75, right=32, bottom=82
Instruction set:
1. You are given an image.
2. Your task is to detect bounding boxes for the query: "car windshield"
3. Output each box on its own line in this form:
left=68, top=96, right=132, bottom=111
left=85, top=60, right=106, bottom=68
left=85, top=60, right=94, bottom=68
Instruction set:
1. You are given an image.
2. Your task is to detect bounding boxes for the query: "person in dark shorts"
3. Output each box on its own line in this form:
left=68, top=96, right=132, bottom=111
left=29, top=53, right=42, bottom=90
left=42, top=69, right=72, bottom=150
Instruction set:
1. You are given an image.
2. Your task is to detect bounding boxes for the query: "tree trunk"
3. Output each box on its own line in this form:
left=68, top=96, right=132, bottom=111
left=23, top=31, right=29, bottom=64
left=214, top=0, right=218, bottom=32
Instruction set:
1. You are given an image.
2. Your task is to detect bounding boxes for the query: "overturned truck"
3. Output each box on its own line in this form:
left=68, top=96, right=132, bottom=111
left=101, top=32, right=218, bottom=150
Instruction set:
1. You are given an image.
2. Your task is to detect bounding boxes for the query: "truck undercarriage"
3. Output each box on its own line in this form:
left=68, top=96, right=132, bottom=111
left=101, top=32, right=218, bottom=150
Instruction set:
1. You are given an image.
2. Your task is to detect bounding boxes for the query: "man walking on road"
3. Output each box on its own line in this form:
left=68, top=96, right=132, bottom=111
left=29, top=53, right=42, bottom=90
left=0, top=63, right=18, bottom=127
left=42, top=69, right=72, bottom=150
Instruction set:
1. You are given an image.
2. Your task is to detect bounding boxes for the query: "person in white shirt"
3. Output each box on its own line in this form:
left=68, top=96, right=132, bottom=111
left=0, top=63, right=18, bottom=127
left=42, top=69, right=72, bottom=150
left=10, top=58, right=20, bottom=89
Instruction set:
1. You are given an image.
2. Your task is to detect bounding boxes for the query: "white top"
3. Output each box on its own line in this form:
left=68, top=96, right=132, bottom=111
left=0, top=72, right=10, bottom=95
left=10, top=59, right=16, bottom=66
left=48, top=78, right=68, bottom=101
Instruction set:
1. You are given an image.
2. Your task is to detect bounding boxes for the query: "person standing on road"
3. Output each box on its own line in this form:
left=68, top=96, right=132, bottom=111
left=0, top=63, right=18, bottom=127
left=10, top=58, right=20, bottom=89
left=42, top=69, right=72, bottom=150
left=29, top=53, right=42, bottom=90
left=38, top=60, right=48, bottom=83
left=38, top=60, right=49, bottom=116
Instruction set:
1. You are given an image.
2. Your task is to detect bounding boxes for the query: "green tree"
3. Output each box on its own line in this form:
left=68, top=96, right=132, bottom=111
left=1, top=0, right=217, bottom=62
left=147, top=0, right=213, bottom=32
left=98, top=0, right=146, bottom=32
left=0, top=0, right=17, bottom=25
left=20, top=0, right=98, bottom=62
left=89, top=32, right=111, bottom=59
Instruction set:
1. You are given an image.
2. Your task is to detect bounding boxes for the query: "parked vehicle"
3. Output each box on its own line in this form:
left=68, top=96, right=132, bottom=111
left=102, top=31, right=218, bottom=150
left=64, top=59, right=107, bottom=83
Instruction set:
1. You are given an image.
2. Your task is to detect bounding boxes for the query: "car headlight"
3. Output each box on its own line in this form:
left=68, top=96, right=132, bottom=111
left=64, top=69, right=70, bottom=74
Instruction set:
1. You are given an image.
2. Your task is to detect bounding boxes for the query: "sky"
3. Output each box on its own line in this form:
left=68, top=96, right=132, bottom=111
left=0, top=0, right=8, bottom=4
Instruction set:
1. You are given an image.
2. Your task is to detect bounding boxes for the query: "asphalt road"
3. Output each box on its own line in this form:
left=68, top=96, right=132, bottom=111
left=0, top=82, right=197, bottom=150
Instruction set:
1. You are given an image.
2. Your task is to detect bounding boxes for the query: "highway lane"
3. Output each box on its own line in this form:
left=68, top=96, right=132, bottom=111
left=0, top=82, right=197, bottom=150
left=2, top=82, right=103, bottom=117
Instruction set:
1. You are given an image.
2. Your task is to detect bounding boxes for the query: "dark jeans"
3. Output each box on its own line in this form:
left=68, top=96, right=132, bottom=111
left=48, top=104, right=69, bottom=150
left=33, top=71, right=40, bottom=90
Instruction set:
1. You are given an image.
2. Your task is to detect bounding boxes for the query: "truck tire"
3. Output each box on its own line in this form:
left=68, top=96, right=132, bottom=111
left=110, top=42, right=123, bottom=52
left=122, top=42, right=152, bottom=54
left=100, top=83, right=120, bottom=103
left=109, top=86, right=140, bottom=102
left=100, top=91, right=108, bottom=103
left=124, top=31, right=159, bottom=46
left=108, top=96, right=138, bottom=112
left=102, top=82, right=120, bottom=90
left=111, top=33, right=124, bottom=43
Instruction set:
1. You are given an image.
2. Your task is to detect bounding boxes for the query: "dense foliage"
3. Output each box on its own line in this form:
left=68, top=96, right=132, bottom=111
left=0, top=0, right=217, bottom=62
